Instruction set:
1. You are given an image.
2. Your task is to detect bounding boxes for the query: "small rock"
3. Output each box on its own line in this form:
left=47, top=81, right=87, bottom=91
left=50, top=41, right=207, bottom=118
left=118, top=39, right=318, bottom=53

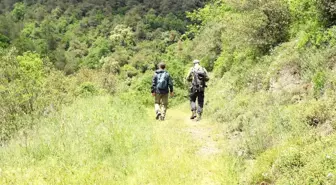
left=237, top=150, right=242, bottom=156
left=327, top=172, right=334, bottom=179
left=262, top=173, right=269, bottom=177
left=317, top=123, right=334, bottom=137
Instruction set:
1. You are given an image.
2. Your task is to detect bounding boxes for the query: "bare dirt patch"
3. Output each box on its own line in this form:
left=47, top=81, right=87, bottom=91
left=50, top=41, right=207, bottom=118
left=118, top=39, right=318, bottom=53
left=186, top=119, right=221, bottom=157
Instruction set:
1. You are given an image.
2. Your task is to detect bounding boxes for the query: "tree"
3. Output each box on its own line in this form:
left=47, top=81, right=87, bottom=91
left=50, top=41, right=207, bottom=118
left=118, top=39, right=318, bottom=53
left=0, top=34, right=10, bottom=48
left=0, top=49, right=45, bottom=142
left=11, top=2, right=26, bottom=21
left=84, top=36, right=111, bottom=69
left=110, top=24, right=135, bottom=47
left=319, top=0, right=336, bottom=27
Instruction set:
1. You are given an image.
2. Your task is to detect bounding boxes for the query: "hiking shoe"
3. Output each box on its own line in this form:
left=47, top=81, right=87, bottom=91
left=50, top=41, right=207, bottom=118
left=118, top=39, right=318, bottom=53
left=190, top=111, right=197, bottom=120
left=196, top=114, right=202, bottom=122
left=156, top=113, right=161, bottom=120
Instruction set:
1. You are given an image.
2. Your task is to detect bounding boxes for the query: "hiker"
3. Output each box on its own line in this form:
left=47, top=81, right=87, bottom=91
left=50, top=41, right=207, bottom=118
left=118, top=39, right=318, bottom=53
left=186, top=60, right=209, bottom=121
left=151, top=62, right=174, bottom=121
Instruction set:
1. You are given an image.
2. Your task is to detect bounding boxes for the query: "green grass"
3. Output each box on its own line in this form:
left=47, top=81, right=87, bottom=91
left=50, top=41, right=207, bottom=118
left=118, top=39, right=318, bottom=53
left=5, top=87, right=335, bottom=185
left=0, top=96, right=239, bottom=185
left=2, top=85, right=336, bottom=185
left=204, top=44, right=336, bottom=184
left=0, top=96, right=152, bottom=184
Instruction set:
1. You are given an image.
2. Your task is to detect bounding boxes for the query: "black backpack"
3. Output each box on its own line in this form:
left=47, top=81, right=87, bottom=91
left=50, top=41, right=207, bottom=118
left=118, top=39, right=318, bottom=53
left=192, top=67, right=207, bottom=92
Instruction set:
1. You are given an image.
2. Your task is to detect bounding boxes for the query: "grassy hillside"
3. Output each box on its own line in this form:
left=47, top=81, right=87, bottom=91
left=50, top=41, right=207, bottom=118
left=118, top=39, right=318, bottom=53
left=200, top=1, right=336, bottom=184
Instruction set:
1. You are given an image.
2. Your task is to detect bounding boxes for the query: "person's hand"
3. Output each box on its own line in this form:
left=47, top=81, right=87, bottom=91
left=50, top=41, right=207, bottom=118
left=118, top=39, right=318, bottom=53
left=152, top=93, right=156, bottom=97
left=170, top=92, right=174, bottom=97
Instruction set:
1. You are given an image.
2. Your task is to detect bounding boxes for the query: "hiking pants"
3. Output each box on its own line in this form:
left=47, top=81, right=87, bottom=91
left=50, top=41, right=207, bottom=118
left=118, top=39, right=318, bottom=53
left=190, top=91, right=205, bottom=114
left=155, top=93, right=169, bottom=118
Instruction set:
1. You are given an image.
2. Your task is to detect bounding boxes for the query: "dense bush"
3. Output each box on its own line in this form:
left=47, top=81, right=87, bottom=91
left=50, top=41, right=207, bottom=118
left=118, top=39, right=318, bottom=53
left=0, top=49, right=45, bottom=142
left=319, top=0, right=336, bottom=27
left=0, top=47, right=118, bottom=144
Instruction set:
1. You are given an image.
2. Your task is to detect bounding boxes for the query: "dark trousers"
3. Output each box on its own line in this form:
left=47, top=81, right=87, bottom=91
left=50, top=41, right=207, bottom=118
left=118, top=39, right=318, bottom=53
left=190, top=91, right=205, bottom=114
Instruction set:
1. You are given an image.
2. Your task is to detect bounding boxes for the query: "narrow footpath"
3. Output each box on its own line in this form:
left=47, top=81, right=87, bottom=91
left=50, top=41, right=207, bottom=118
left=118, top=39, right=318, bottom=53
left=141, top=106, right=238, bottom=185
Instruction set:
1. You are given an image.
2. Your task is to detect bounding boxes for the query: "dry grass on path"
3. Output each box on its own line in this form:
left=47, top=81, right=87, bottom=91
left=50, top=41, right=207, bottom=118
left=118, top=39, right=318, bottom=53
left=144, top=106, right=239, bottom=185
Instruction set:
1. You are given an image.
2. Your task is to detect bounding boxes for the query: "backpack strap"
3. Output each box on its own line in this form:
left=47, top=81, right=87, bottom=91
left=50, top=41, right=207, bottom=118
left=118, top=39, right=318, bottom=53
left=192, top=66, right=205, bottom=73
left=158, top=71, right=166, bottom=78
left=192, top=67, right=200, bottom=87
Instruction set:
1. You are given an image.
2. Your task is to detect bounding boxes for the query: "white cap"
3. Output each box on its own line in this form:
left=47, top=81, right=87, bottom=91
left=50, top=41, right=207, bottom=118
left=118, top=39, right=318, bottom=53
left=193, top=60, right=200, bottom=64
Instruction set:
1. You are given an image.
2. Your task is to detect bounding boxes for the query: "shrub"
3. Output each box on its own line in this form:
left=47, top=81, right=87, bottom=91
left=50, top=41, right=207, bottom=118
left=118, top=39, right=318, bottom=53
left=313, top=71, right=327, bottom=98
left=75, top=68, right=117, bottom=94
left=121, top=64, right=139, bottom=78
left=84, top=37, right=112, bottom=69
left=0, top=49, right=46, bottom=142
left=101, top=56, right=120, bottom=74
left=0, top=34, right=10, bottom=48
left=318, top=0, right=336, bottom=27
left=110, top=25, right=135, bottom=47
left=40, top=70, right=76, bottom=110
left=77, top=82, right=98, bottom=97
left=11, top=2, right=26, bottom=21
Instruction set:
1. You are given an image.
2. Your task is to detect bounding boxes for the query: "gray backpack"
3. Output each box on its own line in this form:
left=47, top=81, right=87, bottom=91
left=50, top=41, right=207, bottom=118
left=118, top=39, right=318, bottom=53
left=192, top=67, right=206, bottom=92
left=157, top=72, right=169, bottom=90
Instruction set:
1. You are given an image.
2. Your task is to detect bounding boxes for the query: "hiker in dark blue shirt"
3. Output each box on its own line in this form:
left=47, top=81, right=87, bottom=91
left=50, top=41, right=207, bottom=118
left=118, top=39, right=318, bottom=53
left=151, top=62, right=174, bottom=121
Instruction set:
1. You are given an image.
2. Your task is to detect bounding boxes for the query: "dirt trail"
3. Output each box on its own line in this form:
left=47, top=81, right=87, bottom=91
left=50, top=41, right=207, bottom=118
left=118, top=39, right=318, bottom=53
left=185, top=118, right=222, bottom=157
left=158, top=108, right=225, bottom=185
left=163, top=108, right=222, bottom=157
left=146, top=106, right=240, bottom=185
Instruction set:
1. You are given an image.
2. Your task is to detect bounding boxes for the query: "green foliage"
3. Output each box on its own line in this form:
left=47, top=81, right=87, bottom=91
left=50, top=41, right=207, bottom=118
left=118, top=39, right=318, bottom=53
left=244, top=136, right=336, bottom=185
left=101, top=56, right=121, bottom=74
left=77, top=82, right=98, bottom=97
left=109, top=25, right=135, bottom=47
left=0, top=0, right=195, bottom=78
left=127, top=71, right=154, bottom=105
left=313, top=71, right=327, bottom=98
left=17, top=52, right=44, bottom=81
left=84, top=37, right=111, bottom=69
left=272, top=147, right=306, bottom=174
left=186, top=0, right=291, bottom=77
left=318, top=0, right=336, bottom=27
left=0, top=96, right=153, bottom=184
left=0, top=48, right=117, bottom=143
left=0, top=49, right=45, bottom=142
left=0, top=34, right=10, bottom=48
left=3, top=0, right=336, bottom=184
left=121, top=64, right=139, bottom=78
left=40, top=70, right=76, bottom=107
left=1, top=51, right=45, bottom=116
left=74, top=68, right=117, bottom=94
left=11, top=2, right=26, bottom=21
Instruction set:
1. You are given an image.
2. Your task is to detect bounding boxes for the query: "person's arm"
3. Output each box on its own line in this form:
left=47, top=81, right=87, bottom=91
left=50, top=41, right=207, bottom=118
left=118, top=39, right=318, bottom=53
left=204, top=68, right=210, bottom=82
left=151, top=73, right=157, bottom=94
left=186, top=68, right=193, bottom=82
left=168, top=73, right=174, bottom=93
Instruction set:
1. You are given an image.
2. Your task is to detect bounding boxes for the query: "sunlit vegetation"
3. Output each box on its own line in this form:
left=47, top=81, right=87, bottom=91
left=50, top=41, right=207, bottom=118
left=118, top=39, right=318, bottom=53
left=2, top=0, right=336, bottom=184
